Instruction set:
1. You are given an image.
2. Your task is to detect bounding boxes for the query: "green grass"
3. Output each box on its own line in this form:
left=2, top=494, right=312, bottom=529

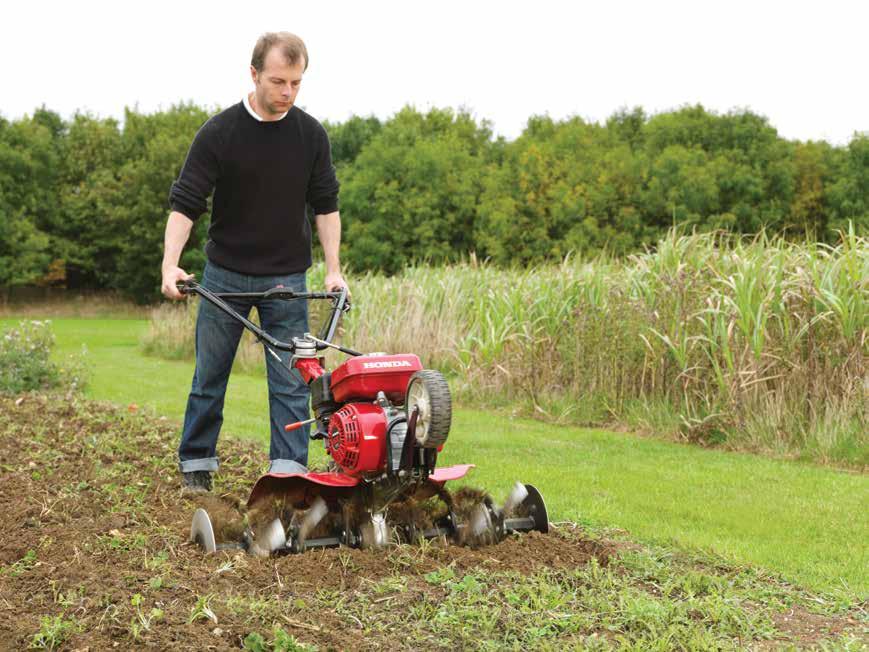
left=2, top=316, right=867, bottom=597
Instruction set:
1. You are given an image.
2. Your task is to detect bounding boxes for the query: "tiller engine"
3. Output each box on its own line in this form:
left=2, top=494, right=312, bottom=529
left=181, top=281, right=548, bottom=555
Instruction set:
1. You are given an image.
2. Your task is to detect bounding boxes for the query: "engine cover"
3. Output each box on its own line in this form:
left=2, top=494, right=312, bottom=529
left=327, top=403, right=387, bottom=476
left=330, top=354, right=422, bottom=403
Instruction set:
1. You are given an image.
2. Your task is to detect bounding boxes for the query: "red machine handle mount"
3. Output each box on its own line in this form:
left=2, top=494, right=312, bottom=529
left=285, top=417, right=317, bottom=432
left=294, top=357, right=326, bottom=384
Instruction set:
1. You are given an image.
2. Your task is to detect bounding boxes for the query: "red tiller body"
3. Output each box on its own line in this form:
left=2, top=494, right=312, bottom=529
left=330, top=354, right=422, bottom=403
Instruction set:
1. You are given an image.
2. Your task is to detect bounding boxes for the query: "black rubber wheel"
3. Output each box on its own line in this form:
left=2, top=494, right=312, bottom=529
left=405, top=370, right=452, bottom=448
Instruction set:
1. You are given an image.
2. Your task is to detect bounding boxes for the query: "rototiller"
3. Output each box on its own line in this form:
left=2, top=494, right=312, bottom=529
left=181, top=281, right=548, bottom=556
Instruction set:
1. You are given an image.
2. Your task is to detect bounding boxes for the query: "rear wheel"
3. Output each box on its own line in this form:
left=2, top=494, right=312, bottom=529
left=405, top=370, right=451, bottom=448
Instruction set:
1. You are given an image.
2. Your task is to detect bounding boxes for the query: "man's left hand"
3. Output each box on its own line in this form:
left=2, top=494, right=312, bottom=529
left=325, top=272, right=351, bottom=298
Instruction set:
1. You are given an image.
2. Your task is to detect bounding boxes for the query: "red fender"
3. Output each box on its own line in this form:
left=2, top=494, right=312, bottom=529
left=246, top=465, right=475, bottom=509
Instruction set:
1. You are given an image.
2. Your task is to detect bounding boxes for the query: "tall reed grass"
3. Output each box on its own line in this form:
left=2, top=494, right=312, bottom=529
left=142, top=228, right=867, bottom=465
left=0, top=292, right=147, bottom=319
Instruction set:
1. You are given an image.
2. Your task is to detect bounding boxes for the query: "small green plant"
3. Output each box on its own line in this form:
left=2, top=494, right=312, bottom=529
left=29, top=615, right=79, bottom=650
left=3, top=549, right=37, bottom=577
left=128, top=593, right=164, bottom=641
left=188, top=593, right=218, bottom=624
left=143, top=549, right=169, bottom=571
left=243, top=626, right=317, bottom=651
left=0, top=320, right=88, bottom=394
left=424, top=566, right=456, bottom=585
left=48, top=581, right=84, bottom=608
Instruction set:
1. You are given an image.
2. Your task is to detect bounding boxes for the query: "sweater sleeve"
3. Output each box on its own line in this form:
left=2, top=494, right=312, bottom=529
left=168, top=119, right=221, bottom=221
left=306, top=124, right=340, bottom=215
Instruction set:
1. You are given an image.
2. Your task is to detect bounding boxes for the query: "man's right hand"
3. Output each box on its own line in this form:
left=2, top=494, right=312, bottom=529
left=162, top=267, right=195, bottom=300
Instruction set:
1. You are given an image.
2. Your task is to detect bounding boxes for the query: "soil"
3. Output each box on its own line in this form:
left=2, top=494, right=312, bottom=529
left=0, top=395, right=613, bottom=651
left=0, top=394, right=862, bottom=651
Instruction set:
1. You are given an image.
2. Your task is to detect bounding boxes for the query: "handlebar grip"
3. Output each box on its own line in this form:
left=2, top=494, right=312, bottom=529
left=175, top=280, right=196, bottom=294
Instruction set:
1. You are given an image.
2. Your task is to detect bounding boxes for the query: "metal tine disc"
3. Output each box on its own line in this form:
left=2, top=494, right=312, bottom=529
left=191, top=508, right=217, bottom=554
left=249, top=518, right=287, bottom=557
left=502, top=481, right=529, bottom=515
left=469, top=502, right=495, bottom=539
left=297, top=497, right=329, bottom=547
left=358, top=513, right=389, bottom=549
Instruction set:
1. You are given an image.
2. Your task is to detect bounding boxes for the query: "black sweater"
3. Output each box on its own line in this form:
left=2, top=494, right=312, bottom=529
left=169, top=102, right=339, bottom=275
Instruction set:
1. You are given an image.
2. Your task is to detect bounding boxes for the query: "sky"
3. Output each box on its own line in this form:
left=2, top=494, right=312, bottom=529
left=1, top=0, right=866, bottom=144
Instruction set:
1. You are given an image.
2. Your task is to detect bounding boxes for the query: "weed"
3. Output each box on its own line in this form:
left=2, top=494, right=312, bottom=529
left=3, top=549, right=37, bottom=577
left=0, top=320, right=88, bottom=394
left=29, top=615, right=80, bottom=650
left=143, top=549, right=169, bottom=571
left=188, top=593, right=218, bottom=624
left=424, top=565, right=456, bottom=585
left=98, top=531, right=147, bottom=552
left=243, top=626, right=318, bottom=651
left=128, top=593, right=164, bottom=641
left=367, top=573, right=407, bottom=595
left=48, top=581, right=85, bottom=608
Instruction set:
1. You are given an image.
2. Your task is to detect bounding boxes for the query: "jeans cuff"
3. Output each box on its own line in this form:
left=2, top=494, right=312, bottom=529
left=268, top=459, right=308, bottom=474
left=179, top=457, right=219, bottom=473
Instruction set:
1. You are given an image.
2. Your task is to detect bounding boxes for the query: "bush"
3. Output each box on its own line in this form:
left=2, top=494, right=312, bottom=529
left=0, top=320, right=87, bottom=394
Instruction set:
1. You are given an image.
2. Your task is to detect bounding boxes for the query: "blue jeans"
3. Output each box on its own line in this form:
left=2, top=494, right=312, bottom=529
left=178, top=261, right=310, bottom=475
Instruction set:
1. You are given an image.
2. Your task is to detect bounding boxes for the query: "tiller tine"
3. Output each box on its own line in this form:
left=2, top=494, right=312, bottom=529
left=248, top=518, right=287, bottom=557
left=468, top=482, right=549, bottom=544
left=297, top=496, right=329, bottom=544
left=190, top=471, right=548, bottom=555
left=502, top=483, right=549, bottom=535
left=190, top=508, right=246, bottom=554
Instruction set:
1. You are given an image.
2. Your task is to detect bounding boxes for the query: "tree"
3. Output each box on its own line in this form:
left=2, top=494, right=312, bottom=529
left=0, top=112, right=60, bottom=286
left=324, top=115, right=382, bottom=169
left=340, top=107, right=494, bottom=273
left=476, top=116, right=649, bottom=264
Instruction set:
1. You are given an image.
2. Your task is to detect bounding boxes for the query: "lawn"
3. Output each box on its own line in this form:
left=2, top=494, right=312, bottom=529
left=2, top=316, right=867, bottom=596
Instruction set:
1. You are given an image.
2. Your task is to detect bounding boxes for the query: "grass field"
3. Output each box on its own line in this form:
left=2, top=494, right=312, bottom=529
left=3, top=315, right=867, bottom=598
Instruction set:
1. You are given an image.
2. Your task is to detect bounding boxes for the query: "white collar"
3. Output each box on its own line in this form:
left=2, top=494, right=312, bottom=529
left=243, top=93, right=288, bottom=122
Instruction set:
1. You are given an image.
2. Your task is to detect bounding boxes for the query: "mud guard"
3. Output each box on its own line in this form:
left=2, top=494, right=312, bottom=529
left=246, top=464, right=475, bottom=509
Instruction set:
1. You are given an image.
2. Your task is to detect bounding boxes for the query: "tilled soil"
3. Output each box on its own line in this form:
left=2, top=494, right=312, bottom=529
left=0, top=395, right=611, bottom=650
left=0, top=394, right=863, bottom=651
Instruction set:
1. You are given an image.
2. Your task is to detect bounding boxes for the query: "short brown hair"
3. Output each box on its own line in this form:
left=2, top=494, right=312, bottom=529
left=251, top=32, right=308, bottom=72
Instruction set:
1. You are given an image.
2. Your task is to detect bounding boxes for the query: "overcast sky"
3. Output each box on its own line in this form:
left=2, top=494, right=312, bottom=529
left=2, top=0, right=866, bottom=144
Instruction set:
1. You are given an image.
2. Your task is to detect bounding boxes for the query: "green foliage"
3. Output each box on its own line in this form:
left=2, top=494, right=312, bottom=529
left=0, top=104, right=210, bottom=301
left=58, top=105, right=211, bottom=301
left=323, top=114, right=382, bottom=168
left=477, top=116, right=647, bottom=263
left=0, top=212, right=51, bottom=286
left=29, top=614, right=80, bottom=650
left=0, top=110, right=59, bottom=286
left=340, top=107, right=494, bottom=273
left=243, top=626, right=317, bottom=651
left=1, top=103, right=866, bottom=300
left=2, top=549, right=37, bottom=577
left=0, top=320, right=87, bottom=393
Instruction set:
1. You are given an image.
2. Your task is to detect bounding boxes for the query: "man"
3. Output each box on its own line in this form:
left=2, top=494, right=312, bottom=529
left=161, top=32, right=348, bottom=494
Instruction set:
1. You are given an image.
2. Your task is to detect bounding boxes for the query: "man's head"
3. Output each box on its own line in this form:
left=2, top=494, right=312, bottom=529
left=249, top=32, right=309, bottom=119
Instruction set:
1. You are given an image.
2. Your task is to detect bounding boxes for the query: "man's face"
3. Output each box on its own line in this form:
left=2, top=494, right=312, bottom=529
left=250, top=47, right=305, bottom=118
